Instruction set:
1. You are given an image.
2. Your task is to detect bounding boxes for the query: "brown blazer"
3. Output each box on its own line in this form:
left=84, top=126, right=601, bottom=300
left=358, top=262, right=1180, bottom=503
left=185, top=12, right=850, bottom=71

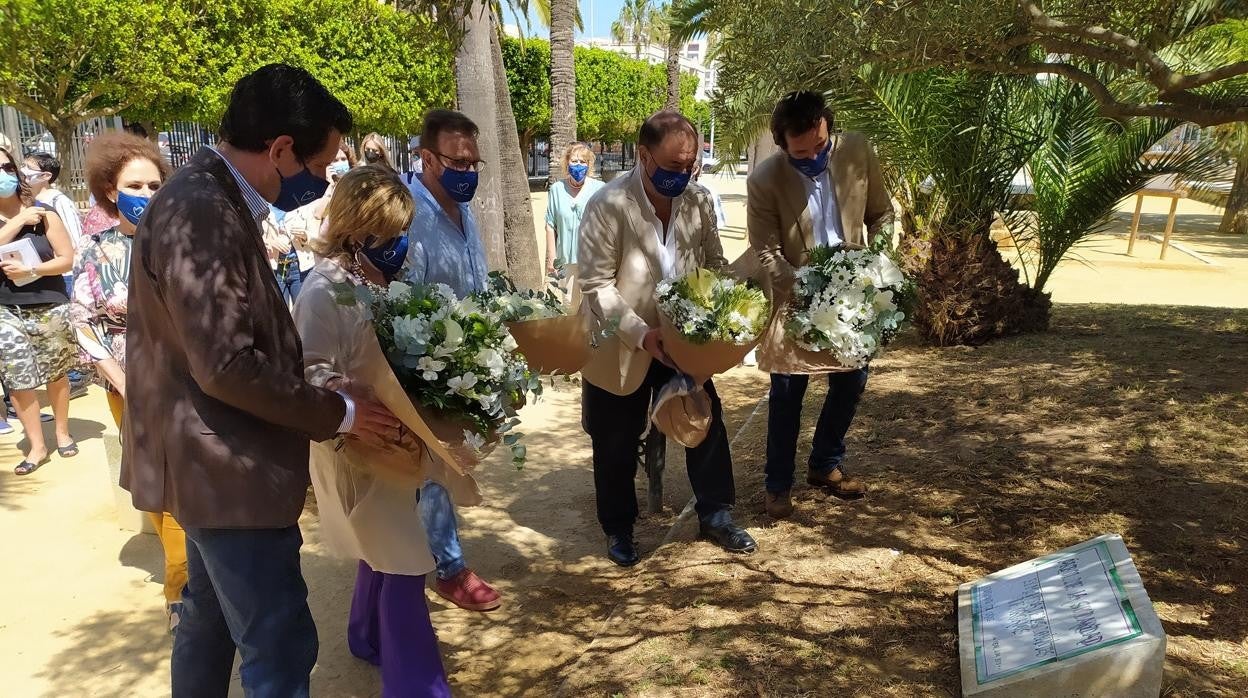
left=577, top=166, right=728, bottom=396
left=744, top=132, right=894, bottom=374
left=121, top=148, right=346, bottom=528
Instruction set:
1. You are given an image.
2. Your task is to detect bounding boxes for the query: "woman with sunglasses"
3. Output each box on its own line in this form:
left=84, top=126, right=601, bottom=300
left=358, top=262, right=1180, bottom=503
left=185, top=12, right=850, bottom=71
left=0, top=146, right=78, bottom=475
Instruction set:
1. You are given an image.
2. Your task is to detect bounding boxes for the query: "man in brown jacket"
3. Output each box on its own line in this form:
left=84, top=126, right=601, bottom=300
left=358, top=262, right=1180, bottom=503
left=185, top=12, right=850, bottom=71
left=747, top=91, right=894, bottom=519
left=123, top=64, right=396, bottom=697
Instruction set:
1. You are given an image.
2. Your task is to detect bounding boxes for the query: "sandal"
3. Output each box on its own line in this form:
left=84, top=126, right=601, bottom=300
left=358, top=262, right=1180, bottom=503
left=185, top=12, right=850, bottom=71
left=15, top=456, right=49, bottom=475
left=57, top=442, right=79, bottom=458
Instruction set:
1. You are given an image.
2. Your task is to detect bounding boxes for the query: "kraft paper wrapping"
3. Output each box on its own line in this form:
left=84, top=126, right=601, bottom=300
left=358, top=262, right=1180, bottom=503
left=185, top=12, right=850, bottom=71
left=348, top=330, right=482, bottom=507
left=657, top=308, right=758, bottom=382
left=506, top=314, right=591, bottom=375
left=756, top=304, right=859, bottom=376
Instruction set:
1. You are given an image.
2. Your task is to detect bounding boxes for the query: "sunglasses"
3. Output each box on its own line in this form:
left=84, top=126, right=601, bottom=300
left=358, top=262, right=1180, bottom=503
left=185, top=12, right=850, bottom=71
left=0, top=162, right=16, bottom=174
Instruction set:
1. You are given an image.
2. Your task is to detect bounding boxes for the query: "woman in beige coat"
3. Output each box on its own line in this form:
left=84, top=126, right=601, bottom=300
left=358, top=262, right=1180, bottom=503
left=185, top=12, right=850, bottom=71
left=292, top=165, right=452, bottom=697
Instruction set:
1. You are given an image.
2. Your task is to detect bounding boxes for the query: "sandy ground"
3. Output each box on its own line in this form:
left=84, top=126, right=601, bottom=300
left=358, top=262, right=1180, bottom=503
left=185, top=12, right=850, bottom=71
left=1, top=176, right=1246, bottom=696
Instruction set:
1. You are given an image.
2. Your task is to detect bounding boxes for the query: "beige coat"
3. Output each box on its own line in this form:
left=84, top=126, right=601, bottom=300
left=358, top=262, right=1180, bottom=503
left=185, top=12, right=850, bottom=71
left=293, top=259, right=477, bottom=575
left=744, top=132, right=894, bottom=374
left=577, top=166, right=728, bottom=396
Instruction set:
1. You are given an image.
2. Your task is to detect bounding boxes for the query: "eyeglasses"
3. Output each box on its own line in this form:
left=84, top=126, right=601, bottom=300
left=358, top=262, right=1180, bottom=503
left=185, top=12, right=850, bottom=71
left=429, top=151, right=485, bottom=173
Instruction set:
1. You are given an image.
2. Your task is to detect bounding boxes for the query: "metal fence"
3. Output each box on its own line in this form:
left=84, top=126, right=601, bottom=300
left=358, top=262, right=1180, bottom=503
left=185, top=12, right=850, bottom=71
left=1, top=105, right=123, bottom=205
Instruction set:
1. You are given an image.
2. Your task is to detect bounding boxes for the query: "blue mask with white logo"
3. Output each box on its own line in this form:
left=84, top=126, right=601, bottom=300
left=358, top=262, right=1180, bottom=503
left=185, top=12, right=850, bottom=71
left=440, top=167, right=478, bottom=203
left=329, top=161, right=350, bottom=178
left=116, top=191, right=151, bottom=226
left=646, top=162, right=691, bottom=198
left=568, top=163, right=588, bottom=183
left=788, top=138, right=832, bottom=178
left=273, top=166, right=329, bottom=212
left=361, top=235, right=410, bottom=281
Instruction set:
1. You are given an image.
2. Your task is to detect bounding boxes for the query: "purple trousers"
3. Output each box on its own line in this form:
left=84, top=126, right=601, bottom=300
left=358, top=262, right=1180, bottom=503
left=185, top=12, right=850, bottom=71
left=348, top=561, right=452, bottom=697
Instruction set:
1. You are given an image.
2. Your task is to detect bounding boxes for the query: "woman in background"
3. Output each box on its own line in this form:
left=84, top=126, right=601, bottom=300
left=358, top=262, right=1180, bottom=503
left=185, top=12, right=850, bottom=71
left=0, top=146, right=77, bottom=475
left=544, top=142, right=605, bottom=305
left=72, top=132, right=187, bottom=633
left=360, top=133, right=396, bottom=172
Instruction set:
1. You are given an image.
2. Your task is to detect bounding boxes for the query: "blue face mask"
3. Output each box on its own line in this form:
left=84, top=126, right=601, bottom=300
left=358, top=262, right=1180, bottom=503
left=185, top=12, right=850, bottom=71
left=116, top=190, right=151, bottom=226
left=0, top=172, right=18, bottom=198
left=329, top=161, right=350, bottom=178
left=440, top=167, right=478, bottom=203
left=788, top=138, right=832, bottom=178
left=273, top=165, right=330, bottom=212
left=568, top=163, right=588, bottom=183
left=361, top=235, right=410, bottom=281
left=645, top=160, right=691, bottom=199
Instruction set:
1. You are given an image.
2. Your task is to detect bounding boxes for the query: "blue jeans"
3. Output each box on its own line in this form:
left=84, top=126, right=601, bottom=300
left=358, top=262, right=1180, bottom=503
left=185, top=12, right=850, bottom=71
left=274, top=255, right=306, bottom=306
left=764, top=368, right=869, bottom=494
left=419, top=481, right=466, bottom=580
left=172, top=525, right=317, bottom=698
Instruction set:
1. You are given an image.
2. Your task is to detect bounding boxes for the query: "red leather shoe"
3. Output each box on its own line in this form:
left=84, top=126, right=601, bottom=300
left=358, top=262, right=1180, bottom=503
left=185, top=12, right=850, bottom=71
left=435, top=569, right=501, bottom=612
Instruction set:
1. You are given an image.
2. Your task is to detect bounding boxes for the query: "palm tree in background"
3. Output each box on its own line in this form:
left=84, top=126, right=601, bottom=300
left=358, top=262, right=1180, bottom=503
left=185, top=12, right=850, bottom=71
left=611, top=0, right=660, bottom=58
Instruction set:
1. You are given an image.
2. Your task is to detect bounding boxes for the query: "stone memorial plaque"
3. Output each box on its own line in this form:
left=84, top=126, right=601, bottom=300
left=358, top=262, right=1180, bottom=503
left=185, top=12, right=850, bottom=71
left=971, top=540, right=1142, bottom=682
left=958, top=534, right=1165, bottom=698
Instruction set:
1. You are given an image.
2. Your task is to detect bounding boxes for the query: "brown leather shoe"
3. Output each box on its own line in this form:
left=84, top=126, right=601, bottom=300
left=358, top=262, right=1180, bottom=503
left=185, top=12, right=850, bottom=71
left=807, top=467, right=867, bottom=500
left=764, top=490, right=793, bottom=519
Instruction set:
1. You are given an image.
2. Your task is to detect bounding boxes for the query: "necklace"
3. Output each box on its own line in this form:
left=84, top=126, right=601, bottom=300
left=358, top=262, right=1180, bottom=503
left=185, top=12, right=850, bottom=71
left=347, top=256, right=387, bottom=296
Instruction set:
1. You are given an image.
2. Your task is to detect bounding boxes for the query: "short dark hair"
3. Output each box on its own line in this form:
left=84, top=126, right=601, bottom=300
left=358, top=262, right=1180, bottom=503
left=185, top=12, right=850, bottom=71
left=218, top=63, right=353, bottom=160
left=421, top=109, right=479, bottom=151
left=25, top=151, right=62, bottom=183
left=638, top=110, right=697, bottom=149
left=771, top=91, right=836, bottom=150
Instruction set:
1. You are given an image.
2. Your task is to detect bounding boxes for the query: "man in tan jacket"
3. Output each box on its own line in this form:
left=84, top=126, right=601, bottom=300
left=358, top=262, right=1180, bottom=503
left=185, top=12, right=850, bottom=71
left=747, top=91, right=894, bottom=519
left=578, top=111, right=757, bottom=566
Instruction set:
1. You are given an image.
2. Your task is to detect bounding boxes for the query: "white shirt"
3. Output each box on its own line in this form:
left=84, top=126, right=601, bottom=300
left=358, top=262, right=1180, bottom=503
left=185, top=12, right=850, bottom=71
left=36, top=189, right=83, bottom=249
left=801, top=168, right=844, bottom=247
left=640, top=189, right=679, bottom=280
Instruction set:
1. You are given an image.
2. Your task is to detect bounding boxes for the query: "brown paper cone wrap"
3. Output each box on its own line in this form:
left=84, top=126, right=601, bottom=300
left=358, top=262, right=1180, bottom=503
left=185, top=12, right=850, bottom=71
left=756, top=304, right=860, bottom=375
left=506, top=314, right=591, bottom=375
left=657, top=308, right=758, bottom=381
left=652, top=389, right=712, bottom=448
left=352, top=331, right=488, bottom=477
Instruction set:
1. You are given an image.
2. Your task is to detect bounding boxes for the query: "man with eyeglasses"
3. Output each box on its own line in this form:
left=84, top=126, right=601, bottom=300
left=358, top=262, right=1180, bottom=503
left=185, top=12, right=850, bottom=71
left=400, top=108, right=502, bottom=613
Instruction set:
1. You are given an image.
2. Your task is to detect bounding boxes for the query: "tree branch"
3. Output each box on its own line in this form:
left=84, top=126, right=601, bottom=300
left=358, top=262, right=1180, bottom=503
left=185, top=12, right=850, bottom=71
left=971, top=59, right=1248, bottom=126
left=1171, top=60, right=1248, bottom=92
left=1017, top=0, right=1175, bottom=87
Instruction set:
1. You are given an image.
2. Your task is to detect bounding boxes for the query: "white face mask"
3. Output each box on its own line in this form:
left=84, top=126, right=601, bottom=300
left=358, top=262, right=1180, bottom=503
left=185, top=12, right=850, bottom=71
left=20, top=167, right=48, bottom=183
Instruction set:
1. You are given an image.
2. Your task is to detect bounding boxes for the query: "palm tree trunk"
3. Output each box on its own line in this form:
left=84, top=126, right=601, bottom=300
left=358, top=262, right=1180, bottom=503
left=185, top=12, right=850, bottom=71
left=664, top=38, right=681, bottom=111
left=1220, top=149, right=1248, bottom=235
left=549, top=0, right=577, bottom=185
left=455, top=0, right=506, bottom=270
left=489, top=12, right=542, bottom=290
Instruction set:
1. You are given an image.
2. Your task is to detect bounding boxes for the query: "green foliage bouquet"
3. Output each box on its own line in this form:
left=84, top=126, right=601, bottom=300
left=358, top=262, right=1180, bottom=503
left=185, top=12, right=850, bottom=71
left=370, top=280, right=542, bottom=467
left=473, top=270, right=592, bottom=376
left=655, top=268, right=769, bottom=378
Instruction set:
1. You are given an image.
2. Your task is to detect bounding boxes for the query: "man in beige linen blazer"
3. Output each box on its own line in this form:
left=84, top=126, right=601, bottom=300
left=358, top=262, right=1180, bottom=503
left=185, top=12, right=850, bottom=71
left=746, top=91, right=894, bottom=519
left=577, top=110, right=756, bottom=567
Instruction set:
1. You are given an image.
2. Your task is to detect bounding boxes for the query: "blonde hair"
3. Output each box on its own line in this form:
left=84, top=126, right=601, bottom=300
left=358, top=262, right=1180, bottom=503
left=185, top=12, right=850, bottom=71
left=315, top=166, right=415, bottom=260
left=360, top=133, right=395, bottom=171
left=560, top=142, right=596, bottom=181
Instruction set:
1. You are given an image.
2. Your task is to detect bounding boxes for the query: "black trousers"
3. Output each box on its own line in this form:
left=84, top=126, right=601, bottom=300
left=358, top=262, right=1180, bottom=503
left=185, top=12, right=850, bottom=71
left=582, top=361, right=735, bottom=537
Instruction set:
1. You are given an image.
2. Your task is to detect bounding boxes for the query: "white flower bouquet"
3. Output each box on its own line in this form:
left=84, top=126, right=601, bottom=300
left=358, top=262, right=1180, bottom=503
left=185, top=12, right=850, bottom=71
left=474, top=270, right=591, bottom=376
left=368, top=280, right=542, bottom=467
left=784, top=244, right=910, bottom=369
left=655, top=267, right=770, bottom=379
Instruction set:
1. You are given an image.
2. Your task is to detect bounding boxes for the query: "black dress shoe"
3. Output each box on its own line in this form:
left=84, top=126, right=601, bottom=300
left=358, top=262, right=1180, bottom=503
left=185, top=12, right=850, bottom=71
left=607, top=534, right=640, bottom=567
left=698, top=521, right=757, bottom=554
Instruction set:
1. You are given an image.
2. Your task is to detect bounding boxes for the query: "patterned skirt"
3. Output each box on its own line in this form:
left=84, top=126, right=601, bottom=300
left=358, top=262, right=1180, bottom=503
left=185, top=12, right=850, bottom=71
left=0, top=304, right=78, bottom=391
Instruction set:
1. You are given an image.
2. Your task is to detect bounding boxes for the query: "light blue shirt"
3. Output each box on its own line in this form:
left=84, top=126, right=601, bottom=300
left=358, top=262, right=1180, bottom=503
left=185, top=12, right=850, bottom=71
left=545, top=177, right=605, bottom=264
left=208, top=147, right=270, bottom=223
left=402, top=176, right=488, bottom=297
left=801, top=168, right=844, bottom=247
